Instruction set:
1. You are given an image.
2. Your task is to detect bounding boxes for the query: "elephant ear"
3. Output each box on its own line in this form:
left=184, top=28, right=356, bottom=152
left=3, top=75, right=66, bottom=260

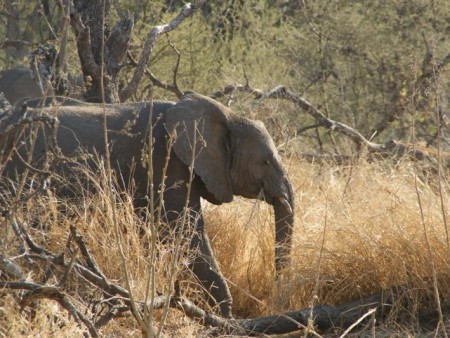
left=166, top=92, right=233, bottom=203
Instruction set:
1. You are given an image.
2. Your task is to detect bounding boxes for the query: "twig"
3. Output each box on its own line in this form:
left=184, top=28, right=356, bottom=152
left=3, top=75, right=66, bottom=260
left=297, top=124, right=321, bottom=135
left=126, top=51, right=183, bottom=98
left=12, top=218, right=52, bottom=256
left=1, top=39, right=31, bottom=48
left=58, top=249, right=77, bottom=288
left=70, top=225, right=108, bottom=282
left=12, top=149, right=51, bottom=176
left=339, top=308, right=377, bottom=338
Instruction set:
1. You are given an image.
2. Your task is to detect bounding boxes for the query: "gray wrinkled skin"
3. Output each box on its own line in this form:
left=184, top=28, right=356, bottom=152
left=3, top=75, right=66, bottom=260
left=3, top=92, right=295, bottom=318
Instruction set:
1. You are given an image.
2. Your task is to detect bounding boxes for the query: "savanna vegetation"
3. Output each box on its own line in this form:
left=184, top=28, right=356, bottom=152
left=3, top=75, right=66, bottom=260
left=1, top=0, right=450, bottom=336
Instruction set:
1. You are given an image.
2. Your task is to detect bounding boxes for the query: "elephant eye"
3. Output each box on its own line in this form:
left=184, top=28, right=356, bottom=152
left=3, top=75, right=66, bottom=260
left=264, top=159, right=270, bottom=166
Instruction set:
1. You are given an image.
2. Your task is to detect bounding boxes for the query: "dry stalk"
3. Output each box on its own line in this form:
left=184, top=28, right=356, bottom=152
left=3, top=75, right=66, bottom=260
left=157, top=121, right=199, bottom=336
left=305, top=195, right=328, bottom=337
left=143, top=94, right=157, bottom=336
left=431, top=50, right=450, bottom=256
left=429, top=45, right=449, bottom=338
left=338, top=308, right=377, bottom=338
left=98, top=1, right=148, bottom=334
left=154, top=130, right=176, bottom=337
left=413, top=174, right=446, bottom=337
left=142, top=90, right=175, bottom=337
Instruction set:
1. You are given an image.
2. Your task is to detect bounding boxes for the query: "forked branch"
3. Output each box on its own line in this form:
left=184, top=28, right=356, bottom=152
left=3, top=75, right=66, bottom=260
left=120, top=0, right=205, bottom=101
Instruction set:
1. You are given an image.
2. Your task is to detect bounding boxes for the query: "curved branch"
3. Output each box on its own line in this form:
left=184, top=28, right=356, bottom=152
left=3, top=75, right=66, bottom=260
left=126, top=51, right=183, bottom=98
left=297, top=123, right=321, bottom=135
left=211, top=84, right=439, bottom=165
left=2, top=282, right=99, bottom=337
left=120, top=0, right=205, bottom=101
left=71, top=14, right=100, bottom=80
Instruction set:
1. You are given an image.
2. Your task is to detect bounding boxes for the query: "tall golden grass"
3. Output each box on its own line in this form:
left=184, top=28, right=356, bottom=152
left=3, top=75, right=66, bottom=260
left=208, top=156, right=450, bottom=336
left=1, top=156, right=449, bottom=336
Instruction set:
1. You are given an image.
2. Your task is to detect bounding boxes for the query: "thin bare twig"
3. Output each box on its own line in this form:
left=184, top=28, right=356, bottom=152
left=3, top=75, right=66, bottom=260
left=126, top=51, right=183, bottom=98
left=12, top=149, right=51, bottom=176
left=70, top=225, right=108, bottom=282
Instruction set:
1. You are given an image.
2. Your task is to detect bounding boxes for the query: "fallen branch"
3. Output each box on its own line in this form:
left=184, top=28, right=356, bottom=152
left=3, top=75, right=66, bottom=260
left=0, top=278, right=395, bottom=336
left=3, top=220, right=447, bottom=336
left=229, top=290, right=393, bottom=336
left=2, top=281, right=98, bottom=337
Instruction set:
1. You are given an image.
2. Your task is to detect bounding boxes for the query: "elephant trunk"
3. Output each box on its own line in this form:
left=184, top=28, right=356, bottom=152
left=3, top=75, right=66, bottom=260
left=273, top=177, right=295, bottom=277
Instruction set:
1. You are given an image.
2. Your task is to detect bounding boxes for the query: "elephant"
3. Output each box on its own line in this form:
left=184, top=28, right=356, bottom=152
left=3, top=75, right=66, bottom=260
left=2, top=92, right=295, bottom=318
left=0, top=68, right=43, bottom=105
left=0, top=67, right=83, bottom=105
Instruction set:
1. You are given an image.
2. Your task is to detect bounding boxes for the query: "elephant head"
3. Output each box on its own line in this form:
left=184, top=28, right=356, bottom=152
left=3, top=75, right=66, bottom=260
left=166, top=92, right=295, bottom=275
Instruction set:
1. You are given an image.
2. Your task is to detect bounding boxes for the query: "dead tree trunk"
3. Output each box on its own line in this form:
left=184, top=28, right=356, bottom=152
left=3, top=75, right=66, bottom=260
left=71, top=0, right=133, bottom=103
left=70, top=1, right=205, bottom=103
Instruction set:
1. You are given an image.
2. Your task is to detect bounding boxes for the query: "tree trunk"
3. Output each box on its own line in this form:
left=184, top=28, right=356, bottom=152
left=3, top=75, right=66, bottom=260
left=71, top=0, right=133, bottom=103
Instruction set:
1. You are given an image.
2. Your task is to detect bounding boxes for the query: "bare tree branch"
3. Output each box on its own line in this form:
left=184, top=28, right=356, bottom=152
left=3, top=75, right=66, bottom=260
left=296, top=124, right=321, bottom=135
left=71, top=15, right=101, bottom=80
left=2, top=282, right=99, bottom=337
left=70, top=225, right=108, bottom=282
left=126, top=51, right=183, bottom=98
left=211, top=84, right=440, bottom=166
left=120, top=0, right=205, bottom=101
left=1, top=39, right=31, bottom=48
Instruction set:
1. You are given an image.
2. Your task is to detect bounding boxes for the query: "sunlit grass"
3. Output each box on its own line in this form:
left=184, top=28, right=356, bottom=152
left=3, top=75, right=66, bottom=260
left=2, top=156, right=450, bottom=336
left=209, top=158, right=450, bottom=326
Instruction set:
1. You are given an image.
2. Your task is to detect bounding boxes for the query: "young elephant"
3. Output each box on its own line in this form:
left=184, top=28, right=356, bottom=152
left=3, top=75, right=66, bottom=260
left=0, top=68, right=43, bottom=105
left=3, top=92, right=295, bottom=318
left=0, top=67, right=83, bottom=104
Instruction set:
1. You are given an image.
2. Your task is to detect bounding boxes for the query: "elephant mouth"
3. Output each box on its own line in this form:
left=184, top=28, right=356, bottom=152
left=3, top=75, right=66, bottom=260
left=259, top=187, right=292, bottom=213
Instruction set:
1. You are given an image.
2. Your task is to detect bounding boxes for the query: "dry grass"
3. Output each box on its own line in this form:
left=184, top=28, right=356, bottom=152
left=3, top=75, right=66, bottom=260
left=1, top=156, right=450, bottom=337
left=207, top=157, right=450, bottom=334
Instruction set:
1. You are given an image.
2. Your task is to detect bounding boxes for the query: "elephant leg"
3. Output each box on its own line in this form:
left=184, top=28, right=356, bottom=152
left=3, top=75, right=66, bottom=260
left=158, top=167, right=233, bottom=317
left=190, top=221, right=233, bottom=318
